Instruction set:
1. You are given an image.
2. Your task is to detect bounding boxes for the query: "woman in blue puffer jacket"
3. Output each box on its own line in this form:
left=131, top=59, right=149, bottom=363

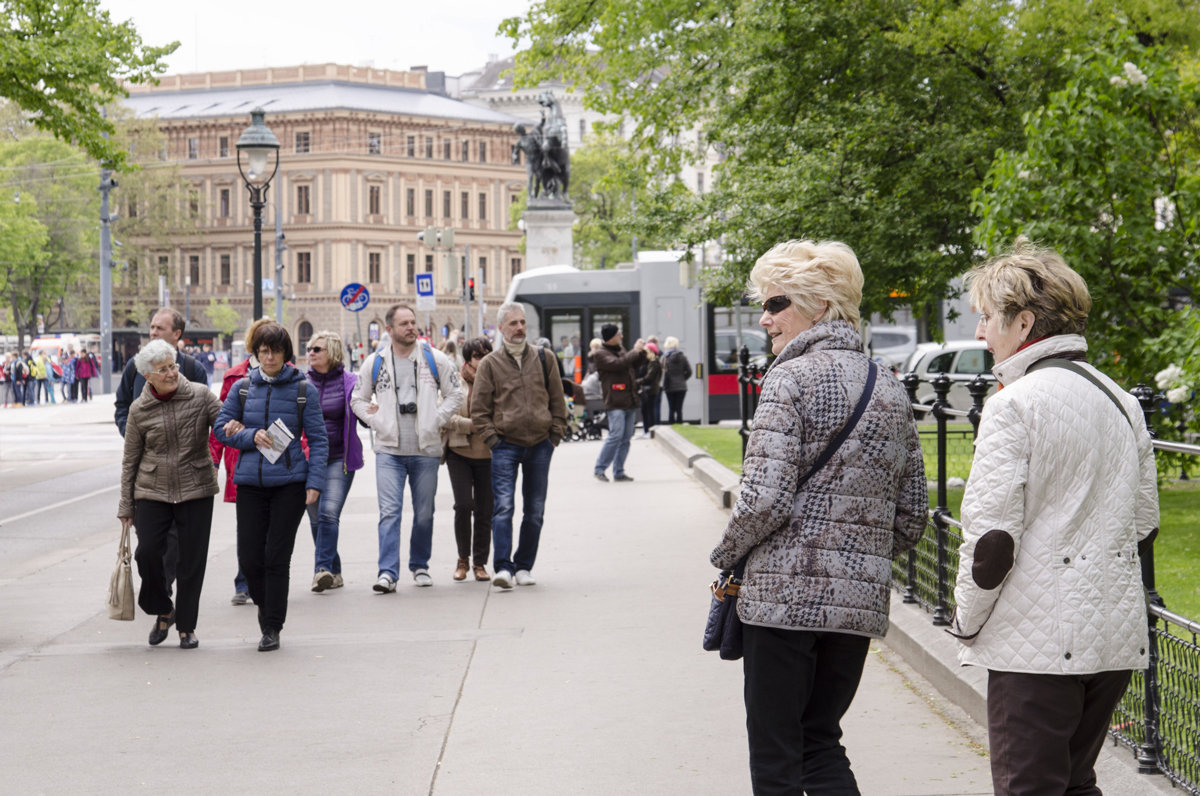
left=214, top=322, right=327, bottom=652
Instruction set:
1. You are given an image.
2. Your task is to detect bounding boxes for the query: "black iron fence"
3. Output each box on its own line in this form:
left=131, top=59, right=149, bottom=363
left=736, top=348, right=1200, bottom=792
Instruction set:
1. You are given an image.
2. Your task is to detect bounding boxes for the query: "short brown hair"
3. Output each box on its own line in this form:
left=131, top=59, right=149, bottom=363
left=154, top=307, right=186, bottom=335
left=250, top=321, right=293, bottom=362
left=386, top=304, right=415, bottom=326
left=461, top=336, right=493, bottom=361
left=967, top=237, right=1091, bottom=339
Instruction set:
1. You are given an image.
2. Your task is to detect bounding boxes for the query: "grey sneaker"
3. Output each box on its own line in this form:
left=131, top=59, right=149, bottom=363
left=331, top=573, right=344, bottom=589
left=373, top=574, right=397, bottom=593
left=493, top=570, right=514, bottom=590
left=231, top=591, right=250, bottom=606
left=413, top=569, right=433, bottom=587
left=312, top=570, right=334, bottom=593
left=594, top=472, right=609, bottom=482
left=514, top=569, right=536, bottom=586
left=614, top=474, right=635, bottom=482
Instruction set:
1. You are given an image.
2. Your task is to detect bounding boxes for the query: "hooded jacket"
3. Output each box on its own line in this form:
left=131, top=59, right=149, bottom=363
left=212, top=363, right=328, bottom=492
left=350, top=344, right=463, bottom=457
left=951, top=334, right=1157, bottom=673
left=710, top=321, right=927, bottom=638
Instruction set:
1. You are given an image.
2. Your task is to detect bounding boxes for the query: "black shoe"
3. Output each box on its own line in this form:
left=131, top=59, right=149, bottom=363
left=594, top=472, right=609, bottom=482
left=179, top=632, right=199, bottom=650
left=258, top=630, right=280, bottom=652
left=148, top=611, right=175, bottom=646
left=614, top=474, right=635, bottom=482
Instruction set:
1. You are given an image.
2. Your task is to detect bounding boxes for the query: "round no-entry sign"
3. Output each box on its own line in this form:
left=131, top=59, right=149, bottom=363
left=340, top=283, right=370, bottom=312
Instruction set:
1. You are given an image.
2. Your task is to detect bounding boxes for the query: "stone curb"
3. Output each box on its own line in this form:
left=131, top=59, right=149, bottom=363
left=652, top=426, right=713, bottom=469
left=692, top=457, right=740, bottom=509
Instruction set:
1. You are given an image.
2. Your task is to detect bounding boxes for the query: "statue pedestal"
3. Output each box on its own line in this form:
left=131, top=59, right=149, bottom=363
left=523, top=203, right=576, bottom=270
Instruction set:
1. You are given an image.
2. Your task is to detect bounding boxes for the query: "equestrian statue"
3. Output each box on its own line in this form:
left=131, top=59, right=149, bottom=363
left=511, top=91, right=571, bottom=205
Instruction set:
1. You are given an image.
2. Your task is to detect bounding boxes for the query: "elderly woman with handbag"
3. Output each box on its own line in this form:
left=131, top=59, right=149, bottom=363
left=118, top=338, right=223, bottom=649
left=950, top=239, right=1158, bottom=794
left=709, top=239, right=927, bottom=794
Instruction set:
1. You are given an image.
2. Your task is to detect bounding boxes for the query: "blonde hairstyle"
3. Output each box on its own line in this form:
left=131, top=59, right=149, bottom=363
left=966, top=237, right=1091, bottom=338
left=589, top=338, right=603, bottom=352
left=663, top=336, right=679, bottom=351
left=309, top=330, right=345, bottom=366
left=748, top=240, right=863, bottom=328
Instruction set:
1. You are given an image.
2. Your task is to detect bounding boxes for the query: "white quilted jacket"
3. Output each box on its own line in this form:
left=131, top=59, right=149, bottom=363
left=951, top=335, right=1158, bottom=674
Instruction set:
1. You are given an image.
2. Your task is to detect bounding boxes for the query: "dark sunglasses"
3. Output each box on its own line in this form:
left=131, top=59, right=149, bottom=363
left=307, top=346, right=324, bottom=354
left=762, top=295, right=792, bottom=314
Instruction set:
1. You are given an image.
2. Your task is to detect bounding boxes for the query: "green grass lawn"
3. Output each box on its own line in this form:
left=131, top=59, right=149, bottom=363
left=673, top=424, right=1200, bottom=621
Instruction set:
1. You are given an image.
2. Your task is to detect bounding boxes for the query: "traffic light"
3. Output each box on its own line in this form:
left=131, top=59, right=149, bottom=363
left=467, top=277, right=475, bottom=301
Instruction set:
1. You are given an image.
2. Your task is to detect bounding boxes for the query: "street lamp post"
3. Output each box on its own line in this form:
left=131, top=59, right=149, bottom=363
left=235, top=108, right=280, bottom=321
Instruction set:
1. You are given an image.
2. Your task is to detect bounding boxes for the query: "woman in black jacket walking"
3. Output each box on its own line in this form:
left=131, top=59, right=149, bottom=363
left=660, top=337, right=690, bottom=424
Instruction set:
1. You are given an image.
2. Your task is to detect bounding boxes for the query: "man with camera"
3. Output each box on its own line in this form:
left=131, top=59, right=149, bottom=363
left=352, top=304, right=463, bottom=592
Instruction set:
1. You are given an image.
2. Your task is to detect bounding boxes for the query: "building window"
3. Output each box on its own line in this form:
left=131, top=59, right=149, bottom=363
left=369, top=251, right=382, bottom=283
left=219, top=188, right=230, bottom=218
left=443, top=140, right=452, bottom=160
left=442, top=190, right=451, bottom=218
left=479, top=141, right=486, bottom=163
left=406, top=253, right=415, bottom=285
left=158, top=254, right=169, bottom=273
left=406, top=135, right=415, bottom=157
left=187, top=138, right=198, bottom=159
left=368, top=132, right=382, bottom=155
left=479, top=256, right=487, bottom=286
left=189, top=254, right=200, bottom=285
left=296, top=251, right=312, bottom=283
left=368, top=185, right=381, bottom=216
left=424, top=136, right=433, bottom=158
left=461, top=140, right=469, bottom=161
left=424, top=189, right=433, bottom=217
left=478, top=192, right=487, bottom=221
left=425, top=254, right=433, bottom=273
left=219, top=136, right=229, bottom=158
left=461, top=191, right=469, bottom=219
left=697, top=172, right=705, bottom=194
left=406, top=188, right=415, bottom=217
left=127, top=196, right=138, bottom=219
left=579, top=119, right=586, bottom=141
left=511, top=257, right=522, bottom=277
left=295, top=131, right=311, bottom=154
left=220, top=254, right=231, bottom=285
left=296, top=184, right=311, bottom=215
left=188, top=194, right=199, bottom=218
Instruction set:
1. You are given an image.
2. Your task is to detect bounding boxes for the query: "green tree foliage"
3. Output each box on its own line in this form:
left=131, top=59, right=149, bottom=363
left=502, top=0, right=1200, bottom=325
left=973, top=36, right=1200, bottom=380
left=205, top=297, right=242, bottom=343
left=0, top=0, right=176, bottom=169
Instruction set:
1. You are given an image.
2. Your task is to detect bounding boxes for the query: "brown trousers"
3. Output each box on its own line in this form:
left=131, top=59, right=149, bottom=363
left=987, top=668, right=1132, bottom=796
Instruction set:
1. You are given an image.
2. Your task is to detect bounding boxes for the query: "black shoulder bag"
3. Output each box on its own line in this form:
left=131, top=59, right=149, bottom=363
left=703, top=360, right=878, bottom=660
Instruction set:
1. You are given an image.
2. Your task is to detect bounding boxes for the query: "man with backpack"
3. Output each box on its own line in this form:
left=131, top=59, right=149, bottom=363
left=114, top=308, right=209, bottom=436
left=351, top=304, right=463, bottom=592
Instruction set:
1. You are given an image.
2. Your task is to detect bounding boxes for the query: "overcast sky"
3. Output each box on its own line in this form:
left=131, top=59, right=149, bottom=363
left=99, top=0, right=534, bottom=79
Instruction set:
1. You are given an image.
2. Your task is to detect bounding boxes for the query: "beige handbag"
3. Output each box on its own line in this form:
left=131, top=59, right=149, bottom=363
left=107, top=524, right=135, bottom=621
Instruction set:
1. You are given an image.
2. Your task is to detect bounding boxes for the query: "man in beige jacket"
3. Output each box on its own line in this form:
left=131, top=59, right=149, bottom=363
left=470, top=302, right=568, bottom=589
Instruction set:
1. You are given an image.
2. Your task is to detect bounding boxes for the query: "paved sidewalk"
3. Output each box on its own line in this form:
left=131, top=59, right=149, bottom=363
left=1, top=397, right=993, bottom=793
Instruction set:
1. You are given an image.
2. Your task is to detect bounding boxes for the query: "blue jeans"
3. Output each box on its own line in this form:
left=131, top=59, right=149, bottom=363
left=306, top=459, right=355, bottom=574
left=375, top=453, right=439, bottom=578
left=594, top=407, right=638, bottom=477
left=491, top=438, right=554, bottom=574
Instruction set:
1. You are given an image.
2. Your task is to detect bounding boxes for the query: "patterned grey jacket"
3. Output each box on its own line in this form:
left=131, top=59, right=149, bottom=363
left=710, top=321, right=927, bottom=638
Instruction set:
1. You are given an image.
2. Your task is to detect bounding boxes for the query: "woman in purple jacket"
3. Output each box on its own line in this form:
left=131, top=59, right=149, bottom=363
left=304, top=331, right=364, bottom=593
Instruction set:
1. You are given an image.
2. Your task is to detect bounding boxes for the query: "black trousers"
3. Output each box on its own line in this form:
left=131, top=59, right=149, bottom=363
left=445, top=449, right=492, bottom=565
left=132, top=497, right=214, bottom=634
left=641, top=390, right=659, bottom=432
left=987, top=668, right=1132, bottom=796
left=666, top=390, right=686, bottom=424
left=236, top=482, right=308, bottom=633
left=743, top=624, right=870, bottom=795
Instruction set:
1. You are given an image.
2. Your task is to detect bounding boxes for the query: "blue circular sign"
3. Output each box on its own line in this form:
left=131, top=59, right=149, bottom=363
left=340, top=283, right=370, bottom=312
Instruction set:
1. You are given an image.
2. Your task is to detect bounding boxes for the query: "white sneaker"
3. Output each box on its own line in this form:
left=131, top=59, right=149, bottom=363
left=413, top=569, right=433, bottom=587
left=493, top=570, right=514, bottom=590
left=514, top=570, right=536, bottom=586
left=373, top=574, right=397, bottom=593
left=312, top=570, right=334, bottom=593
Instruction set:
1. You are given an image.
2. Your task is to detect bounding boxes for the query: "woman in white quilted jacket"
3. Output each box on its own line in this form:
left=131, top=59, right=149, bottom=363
left=950, top=239, right=1159, bottom=795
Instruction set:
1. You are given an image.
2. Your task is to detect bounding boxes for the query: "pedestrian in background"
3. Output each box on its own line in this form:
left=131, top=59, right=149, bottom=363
left=118, top=339, right=223, bottom=649
left=470, top=303, right=567, bottom=589
left=444, top=336, right=496, bottom=582
left=29, top=351, right=46, bottom=404
left=637, top=341, right=662, bottom=438
left=0, top=352, right=14, bottom=407
left=591, top=323, right=646, bottom=482
left=62, top=349, right=77, bottom=402
left=213, top=321, right=328, bottom=652
left=710, top=239, right=927, bottom=794
left=304, top=331, right=363, bottom=593
left=75, top=348, right=97, bottom=401
left=950, top=239, right=1158, bottom=795
left=661, top=337, right=691, bottom=424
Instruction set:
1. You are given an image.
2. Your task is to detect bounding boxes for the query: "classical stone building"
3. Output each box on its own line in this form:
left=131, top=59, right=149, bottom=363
left=120, top=63, right=526, bottom=352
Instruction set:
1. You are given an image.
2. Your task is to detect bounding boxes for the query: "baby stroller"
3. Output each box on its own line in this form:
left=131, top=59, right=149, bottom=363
left=578, top=370, right=607, bottom=439
left=561, top=379, right=587, bottom=442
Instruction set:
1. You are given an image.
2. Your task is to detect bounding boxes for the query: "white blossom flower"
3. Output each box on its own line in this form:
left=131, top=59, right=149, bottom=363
left=1123, top=62, right=1148, bottom=86
left=1167, top=385, right=1189, bottom=404
left=1156, top=363, right=1184, bottom=390
left=1110, top=75, right=1128, bottom=88
left=1017, top=169, right=1031, bottom=180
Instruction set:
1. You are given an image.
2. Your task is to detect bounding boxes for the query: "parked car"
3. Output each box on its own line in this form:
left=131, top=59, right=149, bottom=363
left=866, top=324, right=919, bottom=371
left=902, top=340, right=997, bottom=415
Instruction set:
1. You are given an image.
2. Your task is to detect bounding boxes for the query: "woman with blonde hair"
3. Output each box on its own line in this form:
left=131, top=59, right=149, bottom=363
left=304, top=331, right=364, bottom=592
left=710, top=239, right=926, bottom=793
left=950, top=239, right=1157, bottom=794
left=661, top=336, right=691, bottom=424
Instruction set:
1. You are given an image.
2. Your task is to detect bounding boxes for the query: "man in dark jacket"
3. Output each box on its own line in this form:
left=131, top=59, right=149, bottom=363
left=592, top=323, right=646, bottom=482
left=114, top=308, right=208, bottom=436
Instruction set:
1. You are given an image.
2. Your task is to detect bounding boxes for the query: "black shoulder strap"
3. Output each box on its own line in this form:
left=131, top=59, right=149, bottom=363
left=236, top=378, right=250, bottom=411
left=733, top=360, right=877, bottom=578
left=537, top=346, right=550, bottom=393
left=1027, top=358, right=1133, bottom=431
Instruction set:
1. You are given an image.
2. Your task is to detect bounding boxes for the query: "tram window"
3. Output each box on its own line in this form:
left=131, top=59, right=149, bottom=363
left=546, top=311, right=583, bottom=377
left=710, top=305, right=771, bottom=373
